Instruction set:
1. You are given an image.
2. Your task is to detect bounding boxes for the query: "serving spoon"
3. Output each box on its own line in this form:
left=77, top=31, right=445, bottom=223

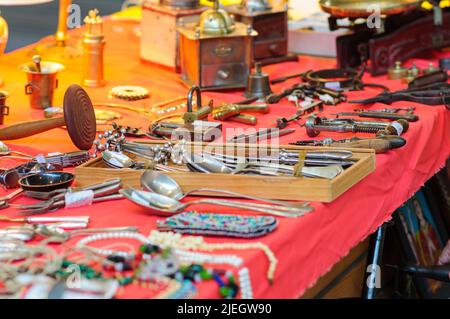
left=120, top=188, right=311, bottom=218
left=140, top=170, right=310, bottom=209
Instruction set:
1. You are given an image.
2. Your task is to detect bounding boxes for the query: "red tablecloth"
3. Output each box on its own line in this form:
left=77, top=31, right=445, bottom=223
left=0, top=19, right=449, bottom=298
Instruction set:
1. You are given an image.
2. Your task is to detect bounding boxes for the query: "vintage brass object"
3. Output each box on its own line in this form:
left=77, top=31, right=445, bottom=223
left=388, top=61, right=407, bottom=80
left=19, top=56, right=65, bottom=109
left=226, top=0, right=296, bottom=65
left=177, top=0, right=257, bottom=90
left=319, top=0, right=422, bottom=18
left=30, top=0, right=84, bottom=61
left=0, top=14, right=8, bottom=87
left=212, top=103, right=269, bottom=120
left=227, top=114, right=257, bottom=125
left=82, top=9, right=105, bottom=87
left=423, top=62, right=440, bottom=74
left=56, top=0, right=71, bottom=46
left=109, top=86, right=150, bottom=101
left=245, top=62, right=272, bottom=98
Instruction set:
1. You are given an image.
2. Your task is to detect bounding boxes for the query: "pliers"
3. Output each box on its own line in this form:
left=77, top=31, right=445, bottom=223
left=350, top=82, right=450, bottom=108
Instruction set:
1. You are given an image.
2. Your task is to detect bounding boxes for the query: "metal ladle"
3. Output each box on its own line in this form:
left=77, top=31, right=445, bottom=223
left=140, top=170, right=309, bottom=209
left=120, top=188, right=311, bottom=218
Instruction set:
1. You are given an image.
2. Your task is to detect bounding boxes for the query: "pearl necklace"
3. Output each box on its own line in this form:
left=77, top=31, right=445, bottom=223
left=76, top=231, right=151, bottom=260
left=175, top=250, right=243, bottom=267
left=238, top=268, right=253, bottom=299
left=149, top=230, right=277, bottom=284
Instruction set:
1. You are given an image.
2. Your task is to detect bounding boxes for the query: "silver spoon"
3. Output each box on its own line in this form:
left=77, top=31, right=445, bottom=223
left=120, top=188, right=311, bottom=218
left=140, top=170, right=309, bottom=209
left=0, top=141, right=34, bottom=158
left=34, top=225, right=139, bottom=243
left=102, top=150, right=135, bottom=168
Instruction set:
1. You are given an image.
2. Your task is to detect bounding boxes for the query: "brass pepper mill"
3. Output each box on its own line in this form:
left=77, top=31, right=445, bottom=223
left=82, top=9, right=105, bottom=87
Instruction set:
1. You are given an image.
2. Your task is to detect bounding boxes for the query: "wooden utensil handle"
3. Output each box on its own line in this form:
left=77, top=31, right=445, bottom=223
left=0, top=117, right=66, bottom=140
left=333, top=139, right=391, bottom=154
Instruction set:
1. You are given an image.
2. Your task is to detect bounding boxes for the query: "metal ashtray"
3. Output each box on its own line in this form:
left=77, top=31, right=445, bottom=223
left=18, top=172, right=75, bottom=192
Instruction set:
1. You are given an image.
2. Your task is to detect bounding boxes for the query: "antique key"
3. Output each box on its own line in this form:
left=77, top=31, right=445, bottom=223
left=276, top=100, right=323, bottom=129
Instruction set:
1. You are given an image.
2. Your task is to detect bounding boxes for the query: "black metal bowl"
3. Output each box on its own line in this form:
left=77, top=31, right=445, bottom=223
left=18, top=172, right=75, bottom=192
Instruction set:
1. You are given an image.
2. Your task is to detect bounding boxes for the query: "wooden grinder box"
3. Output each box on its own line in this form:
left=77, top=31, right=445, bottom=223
left=140, top=2, right=205, bottom=70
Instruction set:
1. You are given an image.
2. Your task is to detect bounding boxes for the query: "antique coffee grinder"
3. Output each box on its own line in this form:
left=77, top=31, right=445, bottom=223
left=319, top=0, right=450, bottom=76
left=140, top=0, right=206, bottom=70
left=177, top=0, right=257, bottom=90
left=226, top=0, right=296, bottom=65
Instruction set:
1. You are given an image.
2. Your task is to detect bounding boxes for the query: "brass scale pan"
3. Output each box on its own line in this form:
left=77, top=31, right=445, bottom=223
left=319, top=0, right=423, bottom=18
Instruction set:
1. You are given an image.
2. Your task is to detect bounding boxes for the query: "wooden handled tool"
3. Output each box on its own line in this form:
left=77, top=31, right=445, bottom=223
left=291, top=136, right=406, bottom=154
left=331, top=137, right=406, bottom=153
left=332, top=139, right=393, bottom=153
left=0, top=84, right=96, bottom=150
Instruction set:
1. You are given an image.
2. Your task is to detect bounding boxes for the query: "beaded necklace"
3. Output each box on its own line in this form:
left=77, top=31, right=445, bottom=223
left=76, top=231, right=253, bottom=299
left=148, top=230, right=277, bottom=284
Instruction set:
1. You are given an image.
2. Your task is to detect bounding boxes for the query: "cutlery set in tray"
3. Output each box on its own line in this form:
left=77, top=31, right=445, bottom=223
left=76, top=140, right=376, bottom=202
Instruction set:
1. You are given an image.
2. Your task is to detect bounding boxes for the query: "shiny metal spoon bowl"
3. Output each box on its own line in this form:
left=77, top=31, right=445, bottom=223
left=34, top=224, right=139, bottom=243
left=102, top=150, right=134, bottom=168
left=120, top=188, right=311, bottom=218
left=140, top=170, right=310, bottom=209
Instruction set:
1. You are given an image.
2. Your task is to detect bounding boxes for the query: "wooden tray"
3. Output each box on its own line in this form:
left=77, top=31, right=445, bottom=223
left=75, top=141, right=376, bottom=202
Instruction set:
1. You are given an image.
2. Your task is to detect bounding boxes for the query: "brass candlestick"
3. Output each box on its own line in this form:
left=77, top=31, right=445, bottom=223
left=55, top=0, right=71, bottom=46
left=82, top=9, right=105, bottom=87
left=29, top=0, right=83, bottom=61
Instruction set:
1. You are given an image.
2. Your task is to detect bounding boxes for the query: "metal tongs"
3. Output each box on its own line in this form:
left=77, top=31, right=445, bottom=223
left=350, top=82, right=450, bottom=108
left=16, top=178, right=124, bottom=215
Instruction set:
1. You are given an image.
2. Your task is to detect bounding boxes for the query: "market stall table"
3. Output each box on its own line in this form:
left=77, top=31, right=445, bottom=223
left=0, top=17, right=449, bottom=298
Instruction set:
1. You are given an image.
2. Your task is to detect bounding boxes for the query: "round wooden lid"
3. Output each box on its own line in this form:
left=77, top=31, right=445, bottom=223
left=319, top=0, right=421, bottom=18
left=63, top=84, right=96, bottom=150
